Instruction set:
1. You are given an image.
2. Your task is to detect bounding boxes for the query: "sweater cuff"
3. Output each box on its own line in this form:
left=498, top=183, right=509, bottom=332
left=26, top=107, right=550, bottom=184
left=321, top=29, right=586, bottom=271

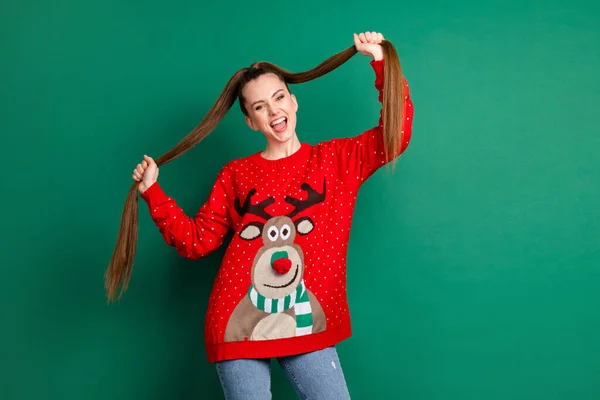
left=139, top=181, right=169, bottom=208
left=370, top=58, right=384, bottom=90
left=370, top=58, right=384, bottom=76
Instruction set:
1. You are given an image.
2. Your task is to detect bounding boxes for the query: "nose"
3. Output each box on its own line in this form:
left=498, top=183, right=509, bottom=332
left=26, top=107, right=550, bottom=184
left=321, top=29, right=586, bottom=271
left=271, top=251, right=292, bottom=275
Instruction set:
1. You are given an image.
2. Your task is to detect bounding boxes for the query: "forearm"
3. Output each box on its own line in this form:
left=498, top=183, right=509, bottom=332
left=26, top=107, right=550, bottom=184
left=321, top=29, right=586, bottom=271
left=140, top=181, right=231, bottom=259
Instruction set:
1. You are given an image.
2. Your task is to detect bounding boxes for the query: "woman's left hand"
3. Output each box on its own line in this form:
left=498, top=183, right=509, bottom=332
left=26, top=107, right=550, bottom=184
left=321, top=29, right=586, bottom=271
left=354, top=31, right=384, bottom=61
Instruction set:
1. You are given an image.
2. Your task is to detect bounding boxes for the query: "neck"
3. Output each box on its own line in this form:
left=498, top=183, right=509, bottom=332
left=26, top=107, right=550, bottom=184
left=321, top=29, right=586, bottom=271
left=261, top=134, right=301, bottom=160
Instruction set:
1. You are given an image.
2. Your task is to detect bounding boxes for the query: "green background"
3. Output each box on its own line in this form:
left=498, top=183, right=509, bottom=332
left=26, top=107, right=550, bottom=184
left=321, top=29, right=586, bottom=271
left=2, top=0, right=599, bottom=399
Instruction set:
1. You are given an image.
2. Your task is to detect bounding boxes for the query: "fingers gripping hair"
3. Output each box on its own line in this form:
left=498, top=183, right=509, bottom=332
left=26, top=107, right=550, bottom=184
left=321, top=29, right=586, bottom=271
left=104, top=40, right=406, bottom=302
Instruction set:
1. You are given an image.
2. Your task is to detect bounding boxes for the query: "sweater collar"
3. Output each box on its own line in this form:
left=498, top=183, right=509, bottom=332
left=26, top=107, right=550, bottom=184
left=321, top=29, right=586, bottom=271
left=249, top=142, right=312, bottom=169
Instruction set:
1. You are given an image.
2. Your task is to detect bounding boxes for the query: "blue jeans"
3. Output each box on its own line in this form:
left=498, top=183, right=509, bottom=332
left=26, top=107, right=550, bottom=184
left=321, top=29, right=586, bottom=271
left=215, top=346, right=351, bottom=399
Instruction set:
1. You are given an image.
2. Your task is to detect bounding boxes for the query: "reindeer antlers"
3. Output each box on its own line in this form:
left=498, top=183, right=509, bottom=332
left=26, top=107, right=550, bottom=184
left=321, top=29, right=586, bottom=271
left=285, top=178, right=327, bottom=218
left=234, top=188, right=275, bottom=220
left=234, top=178, right=327, bottom=221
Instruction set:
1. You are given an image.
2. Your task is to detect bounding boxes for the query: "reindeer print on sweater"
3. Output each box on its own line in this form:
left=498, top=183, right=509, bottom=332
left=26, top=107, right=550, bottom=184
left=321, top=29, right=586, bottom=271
left=140, top=59, right=414, bottom=362
left=224, top=179, right=328, bottom=342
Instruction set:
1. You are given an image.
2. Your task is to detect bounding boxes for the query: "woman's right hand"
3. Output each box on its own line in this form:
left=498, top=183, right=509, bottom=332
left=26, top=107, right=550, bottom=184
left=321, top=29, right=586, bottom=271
left=132, top=155, right=159, bottom=193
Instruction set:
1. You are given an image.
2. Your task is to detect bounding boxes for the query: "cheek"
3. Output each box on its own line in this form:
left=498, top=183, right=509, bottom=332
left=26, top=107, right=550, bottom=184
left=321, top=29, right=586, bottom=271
left=288, top=99, right=297, bottom=111
left=252, top=114, right=269, bottom=128
left=288, top=113, right=297, bottom=126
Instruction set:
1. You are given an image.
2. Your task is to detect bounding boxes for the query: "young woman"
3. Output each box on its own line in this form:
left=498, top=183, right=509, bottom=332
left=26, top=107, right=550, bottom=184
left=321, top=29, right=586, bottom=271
left=108, top=31, right=414, bottom=399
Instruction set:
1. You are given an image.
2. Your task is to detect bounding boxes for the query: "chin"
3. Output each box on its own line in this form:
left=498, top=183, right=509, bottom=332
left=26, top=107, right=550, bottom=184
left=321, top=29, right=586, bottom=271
left=277, top=132, right=295, bottom=142
left=269, top=128, right=295, bottom=143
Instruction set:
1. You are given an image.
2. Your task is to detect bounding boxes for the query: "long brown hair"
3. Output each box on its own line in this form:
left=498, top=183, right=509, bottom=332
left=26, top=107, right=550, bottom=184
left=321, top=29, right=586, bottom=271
left=104, top=40, right=406, bottom=302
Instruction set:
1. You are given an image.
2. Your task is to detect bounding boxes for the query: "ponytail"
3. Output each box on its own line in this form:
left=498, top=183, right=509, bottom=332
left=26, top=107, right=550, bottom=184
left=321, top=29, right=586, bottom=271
left=104, top=40, right=406, bottom=302
left=381, top=40, right=406, bottom=169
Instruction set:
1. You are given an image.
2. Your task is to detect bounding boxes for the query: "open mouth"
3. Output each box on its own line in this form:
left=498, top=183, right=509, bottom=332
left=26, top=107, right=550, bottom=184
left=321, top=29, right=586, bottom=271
left=264, top=265, right=298, bottom=289
left=270, top=117, right=288, bottom=133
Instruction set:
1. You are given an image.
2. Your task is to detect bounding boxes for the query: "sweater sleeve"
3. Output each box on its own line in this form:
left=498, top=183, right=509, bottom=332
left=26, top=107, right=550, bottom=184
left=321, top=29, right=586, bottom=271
left=139, top=167, right=233, bottom=259
left=329, top=58, right=413, bottom=185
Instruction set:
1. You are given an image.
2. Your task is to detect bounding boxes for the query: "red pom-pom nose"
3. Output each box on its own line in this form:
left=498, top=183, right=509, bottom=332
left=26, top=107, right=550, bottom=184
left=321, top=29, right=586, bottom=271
left=272, top=258, right=292, bottom=274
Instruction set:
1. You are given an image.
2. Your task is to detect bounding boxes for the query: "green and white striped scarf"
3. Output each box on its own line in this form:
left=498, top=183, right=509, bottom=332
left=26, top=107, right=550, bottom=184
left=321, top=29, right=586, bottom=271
left=248, top=281, right=313, bottom=336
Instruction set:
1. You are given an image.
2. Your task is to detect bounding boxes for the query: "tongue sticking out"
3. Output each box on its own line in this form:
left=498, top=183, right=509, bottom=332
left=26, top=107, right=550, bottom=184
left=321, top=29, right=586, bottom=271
left=271, top=118, right=287, bottom=133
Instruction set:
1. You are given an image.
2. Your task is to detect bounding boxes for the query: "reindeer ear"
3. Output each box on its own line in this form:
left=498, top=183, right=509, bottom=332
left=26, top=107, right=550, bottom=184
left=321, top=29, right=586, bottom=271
left=239, top=221, right=264, bottom=241
left=295, top=217, right=314, bottom=235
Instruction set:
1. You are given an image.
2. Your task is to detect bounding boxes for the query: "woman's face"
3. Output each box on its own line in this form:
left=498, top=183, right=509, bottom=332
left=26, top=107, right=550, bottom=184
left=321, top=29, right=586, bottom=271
left=242, top=73, right=298, bottom=144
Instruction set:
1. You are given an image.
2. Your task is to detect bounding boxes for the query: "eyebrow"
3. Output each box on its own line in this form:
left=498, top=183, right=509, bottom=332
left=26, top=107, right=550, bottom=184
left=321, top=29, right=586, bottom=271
left=251, top=89, right=285, bottom=108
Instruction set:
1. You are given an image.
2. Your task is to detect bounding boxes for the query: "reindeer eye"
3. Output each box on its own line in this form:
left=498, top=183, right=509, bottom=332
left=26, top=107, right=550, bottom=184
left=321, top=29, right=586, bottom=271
left=267, top=226, right=279, bottom=241
left=280, top=224, right=291, bottom=240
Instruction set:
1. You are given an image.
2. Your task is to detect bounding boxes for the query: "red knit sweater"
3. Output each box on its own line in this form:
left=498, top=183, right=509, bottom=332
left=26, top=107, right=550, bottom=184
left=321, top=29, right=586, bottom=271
left=140, top=59, right=414, bottom=363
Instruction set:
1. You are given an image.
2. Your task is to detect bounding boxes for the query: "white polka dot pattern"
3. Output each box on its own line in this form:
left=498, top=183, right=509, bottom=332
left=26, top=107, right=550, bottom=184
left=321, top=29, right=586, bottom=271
left=138, top=58, right=414, bottom=362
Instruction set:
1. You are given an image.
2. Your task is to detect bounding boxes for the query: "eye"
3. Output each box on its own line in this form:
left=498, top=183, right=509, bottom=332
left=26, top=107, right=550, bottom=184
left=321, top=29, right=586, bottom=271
left=277, top=94, right=284, bottom=101
left=280, top=224, right=291, bottom=240
left=255, top=105, right=264, bottom=111
left=267, top=226, right=279, bottom=242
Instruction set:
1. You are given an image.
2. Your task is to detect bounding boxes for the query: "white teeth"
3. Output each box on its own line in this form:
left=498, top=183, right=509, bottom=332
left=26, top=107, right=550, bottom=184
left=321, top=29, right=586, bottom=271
left=271, top=117, right=286, bottom=126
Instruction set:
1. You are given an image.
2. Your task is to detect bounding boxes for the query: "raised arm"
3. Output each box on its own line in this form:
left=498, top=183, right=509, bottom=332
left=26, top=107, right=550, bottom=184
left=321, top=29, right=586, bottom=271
left=329, top=32, right=414, bottom=185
